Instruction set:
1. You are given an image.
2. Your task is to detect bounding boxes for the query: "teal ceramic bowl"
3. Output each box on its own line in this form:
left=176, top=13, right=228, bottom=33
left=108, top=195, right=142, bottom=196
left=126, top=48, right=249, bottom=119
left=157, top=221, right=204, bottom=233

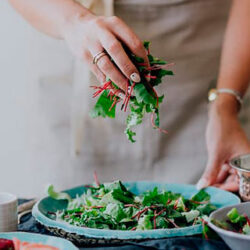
left=32, top=182, right=240, bottom=244
left=0, top=232, right=78, bottom=250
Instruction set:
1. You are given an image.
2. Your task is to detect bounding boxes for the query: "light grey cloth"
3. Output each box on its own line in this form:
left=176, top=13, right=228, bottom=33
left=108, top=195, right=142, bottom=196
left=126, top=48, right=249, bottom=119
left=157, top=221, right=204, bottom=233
left=69, top=0, right=232, bottom=185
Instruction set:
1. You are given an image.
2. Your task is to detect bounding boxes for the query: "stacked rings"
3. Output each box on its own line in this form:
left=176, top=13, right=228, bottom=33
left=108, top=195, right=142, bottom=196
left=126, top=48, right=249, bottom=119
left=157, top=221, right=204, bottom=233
left=93, top=51, right=107, bottom=65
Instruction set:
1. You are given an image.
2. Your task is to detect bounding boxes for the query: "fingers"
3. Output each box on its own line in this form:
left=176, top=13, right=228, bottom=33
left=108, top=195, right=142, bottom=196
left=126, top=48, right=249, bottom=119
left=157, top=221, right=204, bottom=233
left=83, top=50, right=106, bottom=83
left=196, top=157, right=221, bottom=190
left=215, top=164, right=230, bottom=184
left=108, top=16, right=150, bottom=67
left=100, top=31, right=141, bottom=83
left=213, top=174, right=239, bottom=192
left=89, top=44, right=128, bottom=91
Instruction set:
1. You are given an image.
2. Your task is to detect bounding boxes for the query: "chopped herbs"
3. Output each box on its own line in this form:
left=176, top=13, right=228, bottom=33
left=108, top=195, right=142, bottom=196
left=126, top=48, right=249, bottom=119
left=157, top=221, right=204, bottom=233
left=48, top=180, right=216, bottom=231
left=90, top=41, right=173, bottom=143
left=212, top=208, right=250, bottom=235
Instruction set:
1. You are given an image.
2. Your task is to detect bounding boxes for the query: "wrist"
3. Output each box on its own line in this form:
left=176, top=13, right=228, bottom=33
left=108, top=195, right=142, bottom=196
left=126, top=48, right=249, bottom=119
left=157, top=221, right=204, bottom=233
left=209, top=93, right=239, bottom=118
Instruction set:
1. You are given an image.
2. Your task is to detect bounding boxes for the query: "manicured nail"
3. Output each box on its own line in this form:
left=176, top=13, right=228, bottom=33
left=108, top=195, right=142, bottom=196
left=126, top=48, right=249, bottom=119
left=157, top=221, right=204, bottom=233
left=196, top=179, right=210, bottom=190
left=130, top=72, right=141, bottom=83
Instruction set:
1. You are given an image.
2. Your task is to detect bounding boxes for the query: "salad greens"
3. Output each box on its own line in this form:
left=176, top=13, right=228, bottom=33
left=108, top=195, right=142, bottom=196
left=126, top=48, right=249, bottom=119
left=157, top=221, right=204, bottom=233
left=212, top=208, right=250, bottom=235
left=90, top=41, right=173, bottom=143
left=47, top=180, right=216, bottom=231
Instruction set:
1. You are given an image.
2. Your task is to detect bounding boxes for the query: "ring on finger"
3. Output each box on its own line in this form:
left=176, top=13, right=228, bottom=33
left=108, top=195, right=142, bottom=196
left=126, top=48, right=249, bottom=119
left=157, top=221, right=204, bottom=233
left=93, top=51, right=108, bottom=65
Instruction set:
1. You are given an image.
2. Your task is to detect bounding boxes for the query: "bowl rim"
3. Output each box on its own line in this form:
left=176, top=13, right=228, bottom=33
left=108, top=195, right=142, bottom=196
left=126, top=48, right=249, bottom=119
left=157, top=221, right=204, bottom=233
left=230, top=154, right=250, bottom=173
left=208, top=202, right=250, bottom=240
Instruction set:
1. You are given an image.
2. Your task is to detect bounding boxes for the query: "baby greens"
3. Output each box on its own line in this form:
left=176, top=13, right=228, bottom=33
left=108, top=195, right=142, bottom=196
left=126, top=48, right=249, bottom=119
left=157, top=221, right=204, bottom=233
left=212, top=208, right=250, bottom=235
left=90, top=42, right=173, bottom=142
left=48, top=180, right=216, bottom=231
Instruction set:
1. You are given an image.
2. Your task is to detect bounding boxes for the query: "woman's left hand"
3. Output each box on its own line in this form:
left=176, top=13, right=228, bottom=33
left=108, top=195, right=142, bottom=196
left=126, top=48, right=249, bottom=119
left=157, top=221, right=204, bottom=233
left=197, top=95, right=250, bottom=191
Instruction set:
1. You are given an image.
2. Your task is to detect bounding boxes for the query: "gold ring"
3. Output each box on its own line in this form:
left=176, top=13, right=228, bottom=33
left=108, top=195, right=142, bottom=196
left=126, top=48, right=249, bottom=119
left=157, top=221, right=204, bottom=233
left=93, top=51, right=107, bottom=65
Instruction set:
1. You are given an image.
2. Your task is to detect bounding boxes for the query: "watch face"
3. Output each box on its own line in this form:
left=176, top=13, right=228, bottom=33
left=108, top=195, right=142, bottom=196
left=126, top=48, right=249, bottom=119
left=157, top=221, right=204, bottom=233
left=208, top=89, right=218, bottom=102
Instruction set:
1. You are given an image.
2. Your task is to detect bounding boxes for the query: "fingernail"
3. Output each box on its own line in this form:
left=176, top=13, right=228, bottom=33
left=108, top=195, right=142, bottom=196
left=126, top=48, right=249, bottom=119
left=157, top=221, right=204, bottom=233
left=130, top=73, right=141, bottom=83
left=196, top=179, right=210, bottom=190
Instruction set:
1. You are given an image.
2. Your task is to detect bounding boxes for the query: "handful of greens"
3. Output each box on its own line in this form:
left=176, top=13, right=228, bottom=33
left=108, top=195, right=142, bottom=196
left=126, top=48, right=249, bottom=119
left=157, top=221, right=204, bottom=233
left=90, top=41, right=173, bottom=143
left=48, top=180, right=216, bottom=231
left=212, top=208, right=250, bottom=235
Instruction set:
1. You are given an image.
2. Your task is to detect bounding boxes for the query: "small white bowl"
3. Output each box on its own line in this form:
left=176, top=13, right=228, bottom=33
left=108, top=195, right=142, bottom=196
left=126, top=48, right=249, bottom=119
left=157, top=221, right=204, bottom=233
left=0, top=192, right=17, bottom=232
left=208, top=202, right=250, bottom=250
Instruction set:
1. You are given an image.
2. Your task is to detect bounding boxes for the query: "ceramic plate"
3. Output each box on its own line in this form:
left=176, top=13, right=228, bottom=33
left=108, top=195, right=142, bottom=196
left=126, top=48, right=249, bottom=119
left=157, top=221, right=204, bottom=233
left=0, top=232, right=78, bottom=249
left=32, top=182, right=240, bottom=241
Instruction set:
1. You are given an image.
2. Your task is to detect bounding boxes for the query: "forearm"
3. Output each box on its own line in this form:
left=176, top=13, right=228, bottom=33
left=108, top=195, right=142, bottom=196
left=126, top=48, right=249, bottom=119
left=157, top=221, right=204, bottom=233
left=214, top=0, right=250, bottom=114
left=8, top=0, right=93, bottom=38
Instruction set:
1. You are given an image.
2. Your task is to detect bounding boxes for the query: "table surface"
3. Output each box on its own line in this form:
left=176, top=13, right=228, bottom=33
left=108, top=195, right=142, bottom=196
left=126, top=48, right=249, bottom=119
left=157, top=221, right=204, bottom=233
left=17, top=199, right=230, bottom=250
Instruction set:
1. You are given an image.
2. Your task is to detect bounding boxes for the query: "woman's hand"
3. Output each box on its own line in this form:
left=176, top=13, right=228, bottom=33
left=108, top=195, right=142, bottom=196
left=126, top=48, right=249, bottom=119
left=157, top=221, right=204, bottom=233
left=62, top=13, right=149, bottom=90
left=197, top=95, right=250, bottom=191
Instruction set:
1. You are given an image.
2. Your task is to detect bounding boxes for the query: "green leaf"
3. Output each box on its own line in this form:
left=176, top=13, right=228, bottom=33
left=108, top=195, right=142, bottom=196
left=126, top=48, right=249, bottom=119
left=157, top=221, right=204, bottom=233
left=90, top=90, right=116, bottom=118
left=104, top=203, right=126, bottom=222
left=137, top=215, right=153, bottom=230
left=133, top=83, right=156, bottom=105
left=196, top=204, right=217, bottom=215
left=142, top=187, right=169, bottom=206
left=227, top=208, right=247, bottom=224
left=104, top=181, right=134, bottom=204
left=143, top=41, right=151, bottom=50
left=125, top=128, right=136, bottom=143
left=191, top=190, right=210, bottom=202
left=182, top=210, right=200, bottom=223
left=47, top=185, right=72, bottom=202
left=156, top=216, right=169, bottom=228
left=100, top=192, right=121, bottom=206
left=175, top=197, right=186, bottom=212
left=112, top=189, right=134, bottom=204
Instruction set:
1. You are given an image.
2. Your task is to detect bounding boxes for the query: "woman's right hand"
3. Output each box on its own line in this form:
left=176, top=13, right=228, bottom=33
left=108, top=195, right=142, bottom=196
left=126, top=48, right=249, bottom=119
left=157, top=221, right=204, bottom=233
left=62, top=13, right=149, bottom=91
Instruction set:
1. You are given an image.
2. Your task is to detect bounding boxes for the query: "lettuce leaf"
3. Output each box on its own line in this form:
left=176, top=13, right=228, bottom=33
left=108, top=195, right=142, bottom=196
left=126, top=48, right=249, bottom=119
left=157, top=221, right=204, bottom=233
left=47, top=185, right=72, bottom=202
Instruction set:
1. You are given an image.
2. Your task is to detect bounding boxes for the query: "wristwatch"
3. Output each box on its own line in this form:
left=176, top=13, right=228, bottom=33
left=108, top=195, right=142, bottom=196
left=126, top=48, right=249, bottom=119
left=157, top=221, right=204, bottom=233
left=208, top=88, right=243, bottom=106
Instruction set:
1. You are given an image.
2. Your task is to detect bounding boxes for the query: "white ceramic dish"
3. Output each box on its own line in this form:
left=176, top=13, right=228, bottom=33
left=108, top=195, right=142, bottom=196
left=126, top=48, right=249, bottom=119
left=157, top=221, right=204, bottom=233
left=208, top=202, right=250, bottom=250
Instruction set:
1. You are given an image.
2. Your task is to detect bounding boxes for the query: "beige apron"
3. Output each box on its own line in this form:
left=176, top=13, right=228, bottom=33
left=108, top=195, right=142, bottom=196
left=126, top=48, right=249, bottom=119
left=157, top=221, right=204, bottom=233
left=1, top=0, right=234, bottom=196
left=69, top=0, right=232, bottom=186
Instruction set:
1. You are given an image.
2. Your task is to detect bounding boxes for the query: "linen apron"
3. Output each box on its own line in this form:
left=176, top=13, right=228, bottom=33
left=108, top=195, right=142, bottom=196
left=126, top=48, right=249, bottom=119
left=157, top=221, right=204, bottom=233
left=69, top=0, right=232, bottom=186
left=2, top=0, right=234, bottom=196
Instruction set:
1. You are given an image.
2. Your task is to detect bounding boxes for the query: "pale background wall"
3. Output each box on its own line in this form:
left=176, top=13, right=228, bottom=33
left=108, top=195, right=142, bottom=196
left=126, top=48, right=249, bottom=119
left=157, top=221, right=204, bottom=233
left=0, top=1, right=74, bottom=197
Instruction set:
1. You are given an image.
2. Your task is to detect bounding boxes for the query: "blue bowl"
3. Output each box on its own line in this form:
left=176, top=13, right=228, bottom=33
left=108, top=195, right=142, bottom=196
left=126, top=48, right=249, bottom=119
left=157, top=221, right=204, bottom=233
left=32, top=182, right=240, bottom=242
